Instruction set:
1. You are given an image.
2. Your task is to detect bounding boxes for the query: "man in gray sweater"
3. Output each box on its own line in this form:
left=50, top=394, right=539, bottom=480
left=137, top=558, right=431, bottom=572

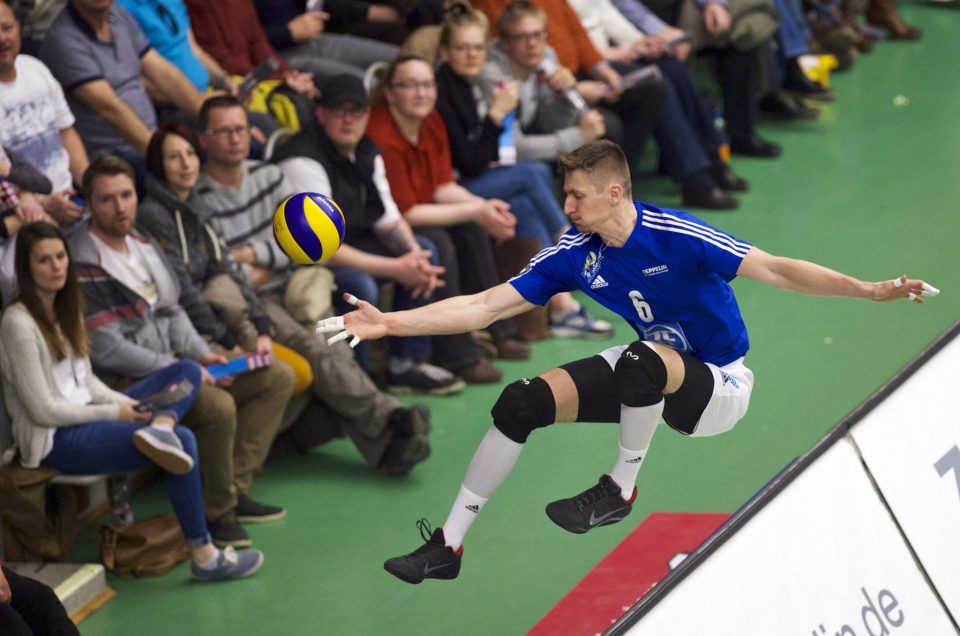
left=194, top=96, right=432, bottom=476
left=70, top=155, right=296, bottom=548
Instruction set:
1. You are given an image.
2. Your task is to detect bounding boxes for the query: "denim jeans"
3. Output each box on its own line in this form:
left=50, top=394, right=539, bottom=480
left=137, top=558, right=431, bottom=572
left=331, top=234, right=437, bottom=370
left=460, top=162, right=567, bottom=248
left=41, top=360, right=210, bottom=546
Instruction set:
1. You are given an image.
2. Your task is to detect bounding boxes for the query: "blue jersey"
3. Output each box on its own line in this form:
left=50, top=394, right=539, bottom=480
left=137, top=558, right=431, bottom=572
left=510, top=201, right=752, bottom=366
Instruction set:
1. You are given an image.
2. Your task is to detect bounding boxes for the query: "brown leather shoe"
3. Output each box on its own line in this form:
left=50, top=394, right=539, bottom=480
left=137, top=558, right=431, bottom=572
left=456, top=358, right=503, bottom=384
left=495, top=337, right=531, bottom=360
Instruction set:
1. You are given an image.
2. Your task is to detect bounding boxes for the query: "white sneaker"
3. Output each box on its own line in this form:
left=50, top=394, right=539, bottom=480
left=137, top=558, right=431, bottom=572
left=133, top=426, right=194, bottom=475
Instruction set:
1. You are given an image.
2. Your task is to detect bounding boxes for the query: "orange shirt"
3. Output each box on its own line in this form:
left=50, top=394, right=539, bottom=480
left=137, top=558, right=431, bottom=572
left=366, top=106, right=454, bottom=213
left=472, top=0, right=604, bottom=75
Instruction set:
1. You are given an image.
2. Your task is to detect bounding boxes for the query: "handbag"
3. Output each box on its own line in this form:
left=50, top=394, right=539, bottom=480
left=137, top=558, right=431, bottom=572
left=99, top=512, right=191, bottom=577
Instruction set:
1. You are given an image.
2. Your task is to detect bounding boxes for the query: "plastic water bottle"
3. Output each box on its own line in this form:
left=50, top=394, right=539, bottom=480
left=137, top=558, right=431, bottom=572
left=498, top=111, right=517, bottom=166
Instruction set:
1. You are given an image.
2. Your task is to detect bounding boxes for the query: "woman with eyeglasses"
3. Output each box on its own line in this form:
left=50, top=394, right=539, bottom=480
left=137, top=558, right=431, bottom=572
left=0, top=222, right=264, bottom=582
left=366, top=55, right=532, bottom=371
left=435, top=4, right=614, bottom=340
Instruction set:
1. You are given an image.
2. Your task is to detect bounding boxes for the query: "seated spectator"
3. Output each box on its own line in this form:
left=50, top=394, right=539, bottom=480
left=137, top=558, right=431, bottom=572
left=564, top=0, right=748, bottom=208
left=366, top=56, right=533, bottom=366
left=621, top=0, right=782, bottom=157
left=472, top=0, right=666, bottom=172
left=1, top=222, right=264, bottom=582
left=68, top=156, right=295, bottom=548
left=253, top=0, right=399, bottom=84
left=0, top=1, right=88, bottom=229
left=38, top=0, right=207, bottom=180
left=194, top=96, right=433, bottom=473
left=271, top=76, right=481, bottom=387
left=6, top=0, right=65, bottom=55
left=184, top=0, right=317, bottom=99
left=0, top=561, right=79, bottom=634
left=434, top=5, right=614, bottom=337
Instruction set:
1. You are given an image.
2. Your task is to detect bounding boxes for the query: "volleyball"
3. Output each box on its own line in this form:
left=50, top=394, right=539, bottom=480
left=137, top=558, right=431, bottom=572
left=273, top=192, right=346, bottom=264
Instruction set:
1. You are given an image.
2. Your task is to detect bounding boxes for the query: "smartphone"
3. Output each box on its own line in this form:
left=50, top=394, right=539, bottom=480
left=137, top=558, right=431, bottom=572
left=66, top=193, right=85, bottom=206
left=665, top=33, right=691, bottom=48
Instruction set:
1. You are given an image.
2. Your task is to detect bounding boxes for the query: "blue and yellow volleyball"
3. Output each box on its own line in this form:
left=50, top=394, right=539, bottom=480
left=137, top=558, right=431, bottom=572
left=273, top=192, right=346, bottom=264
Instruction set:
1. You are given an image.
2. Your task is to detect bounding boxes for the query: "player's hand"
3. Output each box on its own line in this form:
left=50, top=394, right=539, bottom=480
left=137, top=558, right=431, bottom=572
left=874, top=275, right=940, bottom=304
left=316, top=294, right=388, bottom=347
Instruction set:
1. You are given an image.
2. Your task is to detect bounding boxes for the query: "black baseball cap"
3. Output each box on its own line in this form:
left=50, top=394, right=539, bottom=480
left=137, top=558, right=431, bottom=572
left=316, top=74, right=369, bottom=108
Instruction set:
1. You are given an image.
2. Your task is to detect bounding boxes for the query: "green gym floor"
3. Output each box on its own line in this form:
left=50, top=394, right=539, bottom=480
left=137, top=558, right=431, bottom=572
left=77, top=6, right=960, bottom=634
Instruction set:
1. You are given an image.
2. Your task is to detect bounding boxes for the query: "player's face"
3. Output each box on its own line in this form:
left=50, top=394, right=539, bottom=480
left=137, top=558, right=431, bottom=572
left=500, top=16, right=547, bottom=71
left=385, top=60, right=437, bottom=122
left=200, top=106, right=251, bottom=166
left=88, top=173, right=138, bottom=239
left=161, top=133, right=200, bottom=194
left=562, top=170, right=611, bottom=232
left=316, top=102, right=371, bottom=151
left=29, top=238, right=69, bottom=296
left=0, top=3, right=21, bottom=77
left=441, top=25, right=487, bottom=79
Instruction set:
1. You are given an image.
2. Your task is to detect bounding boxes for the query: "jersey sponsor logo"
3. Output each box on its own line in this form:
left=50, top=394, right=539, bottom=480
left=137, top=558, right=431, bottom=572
left=642, top=264, right=669, bottom=276
left=638, top=322, right=692, bottom=352
left=581, top=249, right=604, bottom=283
left=590, top=275, right=609, bottom=289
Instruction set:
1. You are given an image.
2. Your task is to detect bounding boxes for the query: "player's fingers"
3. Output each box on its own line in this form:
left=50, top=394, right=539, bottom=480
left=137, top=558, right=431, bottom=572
left=326, top=330, right=351, bottom=345
left=344, top=293, right=359, bottom=306
left=349, top=335, right=361, bottom=348
left=922, top=282, right=940, bottom=297
left=315, top=316, right=344, bottom=334
left=891, top=276, right=904, bottom=289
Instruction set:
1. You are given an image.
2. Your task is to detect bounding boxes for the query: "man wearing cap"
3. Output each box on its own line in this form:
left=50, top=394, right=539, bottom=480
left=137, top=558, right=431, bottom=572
left=272, top=74, right=503, bottom=391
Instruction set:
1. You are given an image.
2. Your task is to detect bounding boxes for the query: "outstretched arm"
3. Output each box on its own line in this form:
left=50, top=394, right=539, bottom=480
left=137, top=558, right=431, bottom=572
left=318, top=283, right=535, bottom=346
left=737, top=247, right=938, bottom=303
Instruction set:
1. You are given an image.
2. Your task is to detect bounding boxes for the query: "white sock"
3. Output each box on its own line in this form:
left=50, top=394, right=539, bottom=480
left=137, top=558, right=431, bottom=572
left=442, top=426, right=523, bottom=550
left=608, top=401, right=663, bottom=498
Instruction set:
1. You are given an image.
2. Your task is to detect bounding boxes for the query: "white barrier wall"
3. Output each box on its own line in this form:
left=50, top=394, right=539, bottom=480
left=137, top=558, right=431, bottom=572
left=625, top=439, right=956, bottom=635
left=851, top=336, right=960, bottom=621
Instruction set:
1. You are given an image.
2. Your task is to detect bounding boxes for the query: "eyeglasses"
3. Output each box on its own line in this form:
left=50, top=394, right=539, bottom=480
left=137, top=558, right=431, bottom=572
left=327, top=104, right=370, bottom=118
left=205, top=125, right=250, bottom=139
left=389, top=80, right=437, bottom=93
left=505, top=29, right=547, bottom=44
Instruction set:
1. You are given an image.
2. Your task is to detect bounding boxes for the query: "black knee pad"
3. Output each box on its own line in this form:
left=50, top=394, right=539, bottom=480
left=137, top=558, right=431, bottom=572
left=614, top=341, right=668, bottom=407
left=490, top=377, right=556, bottom=443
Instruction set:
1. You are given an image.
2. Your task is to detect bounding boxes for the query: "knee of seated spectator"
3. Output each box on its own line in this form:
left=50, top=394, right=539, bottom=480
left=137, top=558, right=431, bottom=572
left=191, top=384, right=237, bottom=429
left=171, top=359, right=203, bottom=397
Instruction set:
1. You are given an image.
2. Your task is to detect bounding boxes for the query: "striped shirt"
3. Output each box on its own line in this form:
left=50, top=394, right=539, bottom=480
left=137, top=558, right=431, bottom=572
left=510, top=201, right=752, bottom=366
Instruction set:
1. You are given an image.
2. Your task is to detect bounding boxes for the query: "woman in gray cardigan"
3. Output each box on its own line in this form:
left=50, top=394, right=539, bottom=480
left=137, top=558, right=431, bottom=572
left=0, top=223, right=263, bottom=582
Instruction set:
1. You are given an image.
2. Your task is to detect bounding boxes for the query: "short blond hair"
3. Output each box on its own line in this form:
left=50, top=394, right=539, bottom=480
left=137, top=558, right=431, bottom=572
left=557, top=140, right=632, bottom=196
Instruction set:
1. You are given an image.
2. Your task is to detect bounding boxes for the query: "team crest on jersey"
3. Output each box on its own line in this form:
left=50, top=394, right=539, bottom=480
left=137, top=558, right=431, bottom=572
left=638, top=322, right=692, bottom=352
left=581, top=250, right=604, bottom=283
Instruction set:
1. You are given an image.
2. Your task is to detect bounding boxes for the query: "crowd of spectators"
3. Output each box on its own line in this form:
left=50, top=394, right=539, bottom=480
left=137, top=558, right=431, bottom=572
left=0, top=0, right=925, bottom=589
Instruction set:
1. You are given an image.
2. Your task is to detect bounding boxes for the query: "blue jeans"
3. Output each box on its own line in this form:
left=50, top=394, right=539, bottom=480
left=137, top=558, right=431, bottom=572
left=41, top=360, right=210, bottom=547
left=460, top=162, right=567, bottom=248
left=331, top=234, right=437, bottom=371
left=774, top=0, right=812, bottom=63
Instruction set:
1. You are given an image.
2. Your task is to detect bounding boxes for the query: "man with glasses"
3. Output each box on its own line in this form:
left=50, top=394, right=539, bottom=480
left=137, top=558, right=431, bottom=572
left=272, top=74, right=469, bottom=395
left=195, top=95, right=435, bottom=476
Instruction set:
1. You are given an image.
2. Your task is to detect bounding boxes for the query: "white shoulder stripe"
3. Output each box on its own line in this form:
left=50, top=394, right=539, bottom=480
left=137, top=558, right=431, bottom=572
left=519, top=232, right=592, bottom=271
left=641, top=221, right=750, bottom=257
left=643, top=209, right=751, bottom=253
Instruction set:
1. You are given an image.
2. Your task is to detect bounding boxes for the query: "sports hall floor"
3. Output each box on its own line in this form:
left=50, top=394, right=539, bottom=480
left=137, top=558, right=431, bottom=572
left=76, top=6, right=960, bottom=634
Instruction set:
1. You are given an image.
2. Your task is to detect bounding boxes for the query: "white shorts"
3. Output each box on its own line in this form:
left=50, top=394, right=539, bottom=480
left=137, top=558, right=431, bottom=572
left=598, top=344, right=754, bottom=438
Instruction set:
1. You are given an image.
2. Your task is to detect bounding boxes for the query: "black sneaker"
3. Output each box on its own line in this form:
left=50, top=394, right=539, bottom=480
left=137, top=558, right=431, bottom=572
left=383, top=519, right=462, bottom=584
left=545, top=475, right=636, bottom=534
left=235, top=494, right=287, bottom=523
left=380, top=405, right=432, bottom=476
left=208, top=510, right=252, bottom=548
left=388, top=362, right=465, bottom=396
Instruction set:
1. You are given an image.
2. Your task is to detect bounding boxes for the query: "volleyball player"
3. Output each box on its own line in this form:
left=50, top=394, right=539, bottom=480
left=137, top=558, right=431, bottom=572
left=317, top=140, right=938, bottom=584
